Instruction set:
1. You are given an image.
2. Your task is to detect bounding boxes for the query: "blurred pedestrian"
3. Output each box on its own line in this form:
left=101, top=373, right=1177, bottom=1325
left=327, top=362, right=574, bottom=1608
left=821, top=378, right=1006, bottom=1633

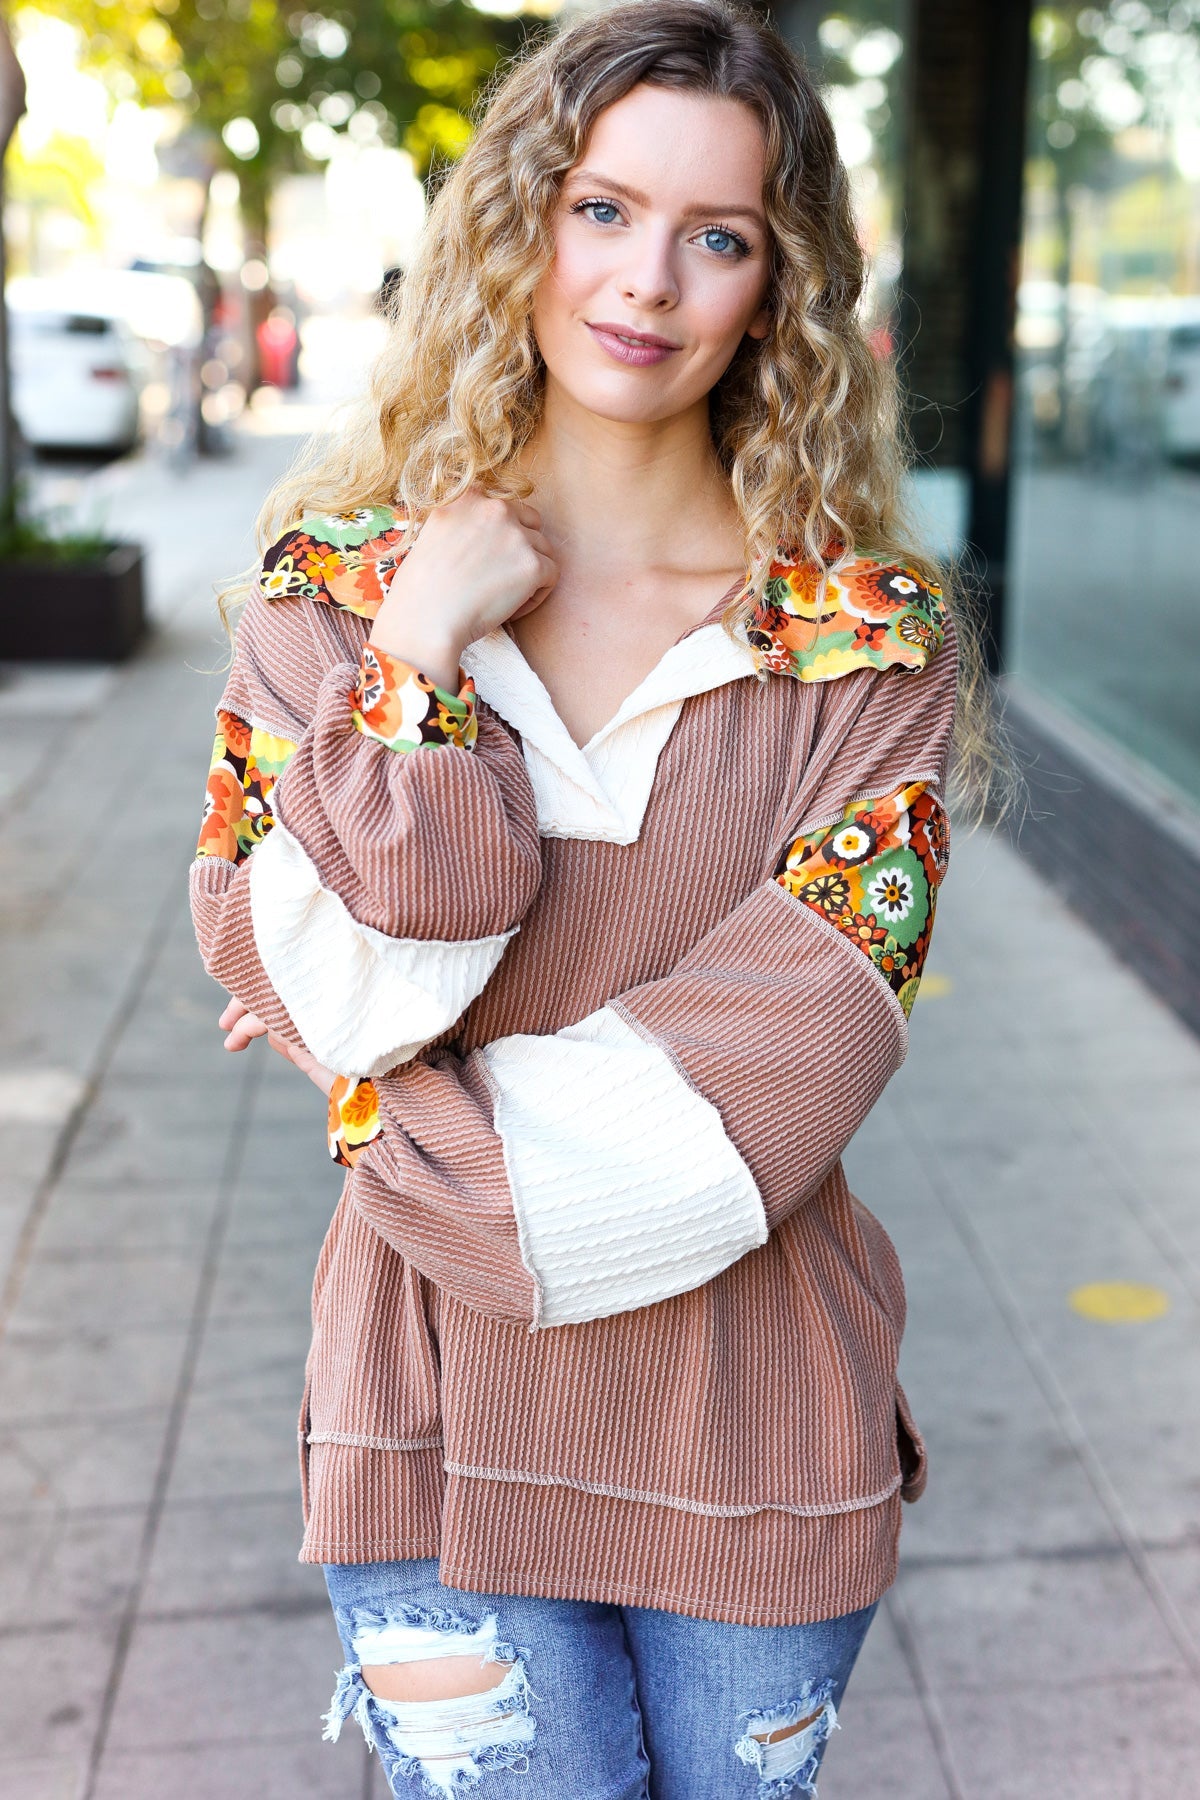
left=189, top=3, right=986, bottom=1793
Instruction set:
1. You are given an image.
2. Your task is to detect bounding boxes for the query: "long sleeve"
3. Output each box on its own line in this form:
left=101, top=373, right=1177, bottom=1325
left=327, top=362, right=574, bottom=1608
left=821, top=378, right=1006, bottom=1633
left=189, top=558, right=542, bottom=1078
left=336, top=626, right=958, bottom=1329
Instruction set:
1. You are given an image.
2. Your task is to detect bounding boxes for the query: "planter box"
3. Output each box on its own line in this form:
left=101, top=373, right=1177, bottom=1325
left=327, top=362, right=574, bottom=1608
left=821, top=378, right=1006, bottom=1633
left=0, top=542, right=146, bottom=662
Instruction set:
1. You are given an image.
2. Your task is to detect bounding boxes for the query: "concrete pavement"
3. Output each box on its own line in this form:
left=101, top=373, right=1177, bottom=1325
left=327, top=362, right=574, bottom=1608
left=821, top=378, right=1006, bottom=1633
left=0, top=395, right=1197, bottom=1798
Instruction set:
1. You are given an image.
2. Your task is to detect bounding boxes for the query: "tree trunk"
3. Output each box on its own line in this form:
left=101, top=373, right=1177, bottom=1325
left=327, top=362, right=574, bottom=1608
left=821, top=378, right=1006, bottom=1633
left=0, top=21, right=27, bottom=532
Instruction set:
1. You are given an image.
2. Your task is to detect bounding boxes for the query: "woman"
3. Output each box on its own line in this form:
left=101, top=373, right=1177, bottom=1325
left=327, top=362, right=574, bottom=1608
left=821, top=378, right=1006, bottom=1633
left=192, top=2, right=980, bottom=1793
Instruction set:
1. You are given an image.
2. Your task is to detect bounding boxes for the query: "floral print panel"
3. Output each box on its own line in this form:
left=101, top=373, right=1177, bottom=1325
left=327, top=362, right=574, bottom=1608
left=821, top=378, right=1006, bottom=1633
left=776, top=781, right=948, bottom=1017
left=328, top=1073, right=382, bottom=1168
left=197, top=710, right=298, bottom=865
left=353, top=644, right=477, bottom=753
left=259, top=506, right=407, bottom=619
left=750, top=555, right=946, bottom=683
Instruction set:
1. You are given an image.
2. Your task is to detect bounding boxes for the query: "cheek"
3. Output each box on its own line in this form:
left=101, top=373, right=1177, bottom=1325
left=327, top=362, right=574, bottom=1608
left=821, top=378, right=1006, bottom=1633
left=694, top=271, right=770, bottom=352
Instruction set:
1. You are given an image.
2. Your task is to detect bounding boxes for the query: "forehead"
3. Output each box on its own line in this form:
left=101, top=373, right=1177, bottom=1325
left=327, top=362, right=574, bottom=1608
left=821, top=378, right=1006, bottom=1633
left=570, top=84, right=766, bottom=205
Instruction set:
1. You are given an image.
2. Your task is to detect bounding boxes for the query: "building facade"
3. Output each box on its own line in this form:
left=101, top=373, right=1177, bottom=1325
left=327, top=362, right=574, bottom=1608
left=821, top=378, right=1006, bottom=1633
left=780, top=0, right=1200, bottom=1032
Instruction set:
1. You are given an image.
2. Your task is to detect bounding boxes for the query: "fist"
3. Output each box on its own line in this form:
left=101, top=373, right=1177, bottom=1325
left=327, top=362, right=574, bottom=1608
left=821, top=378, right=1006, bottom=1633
left=368, top=491, right=558, bottom=689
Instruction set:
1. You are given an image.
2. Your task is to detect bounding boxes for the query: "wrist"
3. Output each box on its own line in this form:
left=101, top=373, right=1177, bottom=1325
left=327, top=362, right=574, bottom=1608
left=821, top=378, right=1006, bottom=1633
left=366, top=619, right=466, bottom=695
left=370, top=573, right=469, bottom=691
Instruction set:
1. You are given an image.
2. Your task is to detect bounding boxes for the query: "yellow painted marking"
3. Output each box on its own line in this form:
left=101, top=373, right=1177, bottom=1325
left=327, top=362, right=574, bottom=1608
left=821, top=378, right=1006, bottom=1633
left=1069, top=1282, right=1170, bottom=1323
left=916, top=972, right=953, bottom=1000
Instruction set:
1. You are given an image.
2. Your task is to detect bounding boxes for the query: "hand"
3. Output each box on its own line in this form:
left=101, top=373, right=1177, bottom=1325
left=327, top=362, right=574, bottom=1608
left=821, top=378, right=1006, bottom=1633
left=216, top=998, right=337, bottom=1096
left=368, top=490, right=558, bottom=689
left=219, top=996, right=269, bottom=1052
left=266, top=1030, right=337, bottom=1097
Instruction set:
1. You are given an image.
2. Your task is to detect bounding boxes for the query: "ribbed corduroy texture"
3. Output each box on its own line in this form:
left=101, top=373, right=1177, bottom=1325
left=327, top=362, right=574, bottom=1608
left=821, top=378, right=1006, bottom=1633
left=190, top=584, right=957, bottom=1625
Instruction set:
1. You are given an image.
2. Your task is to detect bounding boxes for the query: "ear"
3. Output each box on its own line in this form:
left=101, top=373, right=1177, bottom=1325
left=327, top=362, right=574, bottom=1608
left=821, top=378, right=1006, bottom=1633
left=745, top=300, right=772, bottom=342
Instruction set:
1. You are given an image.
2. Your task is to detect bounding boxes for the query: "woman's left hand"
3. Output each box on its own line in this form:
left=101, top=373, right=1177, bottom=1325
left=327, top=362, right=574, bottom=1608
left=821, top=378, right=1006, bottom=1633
left=217, top=996, right=336, bottom=1095
left=265, top=1030, right=337, bottom=1097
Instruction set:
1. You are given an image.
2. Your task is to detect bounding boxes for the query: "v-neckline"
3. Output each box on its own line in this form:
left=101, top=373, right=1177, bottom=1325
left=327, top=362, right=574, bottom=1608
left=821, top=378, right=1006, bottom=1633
left=497, top=569, right=749, bottom=755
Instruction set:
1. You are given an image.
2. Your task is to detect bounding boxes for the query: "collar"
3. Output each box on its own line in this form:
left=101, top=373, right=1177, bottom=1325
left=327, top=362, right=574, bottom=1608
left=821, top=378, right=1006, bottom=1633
left=747, top=552, right=946, bottom=682
left=461, top=621, right=758, bottom=845
left=260, top=509, right=947, bottom=684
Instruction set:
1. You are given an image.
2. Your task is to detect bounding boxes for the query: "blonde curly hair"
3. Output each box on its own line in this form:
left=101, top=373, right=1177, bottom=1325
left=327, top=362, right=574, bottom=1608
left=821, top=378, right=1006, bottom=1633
left=238, top=0, right=1004, bottom=813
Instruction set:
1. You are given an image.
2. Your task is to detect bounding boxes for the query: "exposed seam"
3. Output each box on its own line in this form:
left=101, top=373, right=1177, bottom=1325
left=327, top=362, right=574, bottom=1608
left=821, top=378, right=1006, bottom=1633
left=442, top=1462, right=903, bottom=1518
left=436, top=1565, right=893, bottom=1622
left=607, top=1000, right=712, bottom=1106
left=789, top=771, right=942, bottom=842
left=474, top=1051, right=545, bottom=1332
left=767, top=882, right=912, bottom=1054
left=307, top=1430, right=445, bottom=1452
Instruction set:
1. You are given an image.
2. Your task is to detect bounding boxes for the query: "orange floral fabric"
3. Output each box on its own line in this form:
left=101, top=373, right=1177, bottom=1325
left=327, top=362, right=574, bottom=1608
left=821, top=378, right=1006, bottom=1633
left=776, top=781, right=949, bottom=1017
left=749, top=554, right=946, bottom=683
left=328, top=1073, right=382, bottom=1168
left=352, top=643, right=477, bottom=753
left=197, top=710, right=298, bottom=864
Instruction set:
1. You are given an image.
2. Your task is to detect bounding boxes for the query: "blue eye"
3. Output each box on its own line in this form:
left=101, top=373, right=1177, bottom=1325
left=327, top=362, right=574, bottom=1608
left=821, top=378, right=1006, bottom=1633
left=700, top=226, right=751, bottom=258
left=573, top=199, right=621, bottom=225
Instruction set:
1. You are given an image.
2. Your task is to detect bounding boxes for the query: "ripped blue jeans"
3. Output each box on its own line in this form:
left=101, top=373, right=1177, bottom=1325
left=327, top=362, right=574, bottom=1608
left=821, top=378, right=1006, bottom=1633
left=323, top=1559, right=878, bottom=1800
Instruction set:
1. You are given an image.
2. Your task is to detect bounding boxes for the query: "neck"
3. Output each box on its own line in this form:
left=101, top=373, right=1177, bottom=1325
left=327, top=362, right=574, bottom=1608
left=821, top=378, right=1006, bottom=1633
left=518, top=375, right=744, bottom=577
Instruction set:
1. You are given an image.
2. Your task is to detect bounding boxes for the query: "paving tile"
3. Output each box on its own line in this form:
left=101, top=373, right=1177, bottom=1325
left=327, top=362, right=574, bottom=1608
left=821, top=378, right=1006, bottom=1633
left=1142, top=1545, right=1200, bottom=1688
left=35, top=1176, right=218, bottom=1254
left=92, top=1736, right=363, bottom=1799
left=105, top=1607, right=339, bottom=1753
left=0, top=1755, right=87, bottom=1799
left=61, top=1075, right=237, bottom=1188
left=896, top=1553, right=1188, bottom=1694
left=0, top=1504, right=145, bottom=1630
left=208, top=1243, right=319, bottom=1322
left=223, top=1167, right=343, bottom=1250
left=0, top=1324, right=189, bottom=1421
left=940, top=1670, right=1200, bottom=1800
left=0, top=1411, right=170, bottom=1513
left=167, top=1393, right=303, bottom=1504
left=142, top=1495, right=326, bottom=1616
left=189, top=1315, right=312, bottom=1404
left=899, top=1425, right=1121, bottom=1565
left=839, top=1598, right=916, bottom=1699
left=0, top=1621, right=117, bottom=1760
left=12, top=1247, right=204, bottom=1333
left=818, top=1689, right=954, bottom=1800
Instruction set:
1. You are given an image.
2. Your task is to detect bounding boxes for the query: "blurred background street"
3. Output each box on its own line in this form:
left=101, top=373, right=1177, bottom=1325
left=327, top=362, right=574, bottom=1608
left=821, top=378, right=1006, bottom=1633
left=0, top=1, right=1197, bottom=1797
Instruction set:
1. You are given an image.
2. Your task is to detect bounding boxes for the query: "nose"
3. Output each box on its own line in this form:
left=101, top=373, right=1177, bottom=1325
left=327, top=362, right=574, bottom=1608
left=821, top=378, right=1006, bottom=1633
left=619, top=224, right=679, bottom=311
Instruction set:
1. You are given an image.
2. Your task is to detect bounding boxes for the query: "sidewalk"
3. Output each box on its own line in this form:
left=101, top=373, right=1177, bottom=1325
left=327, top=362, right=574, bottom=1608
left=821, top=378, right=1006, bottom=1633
left=0, top=412, right=1196, bottom=1799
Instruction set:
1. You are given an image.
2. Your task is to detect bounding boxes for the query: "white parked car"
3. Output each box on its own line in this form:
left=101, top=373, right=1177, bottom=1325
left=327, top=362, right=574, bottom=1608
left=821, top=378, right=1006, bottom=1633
left=1163, top=319, right=1200, bottom=462
left=6, top=284, right=145, bottom=454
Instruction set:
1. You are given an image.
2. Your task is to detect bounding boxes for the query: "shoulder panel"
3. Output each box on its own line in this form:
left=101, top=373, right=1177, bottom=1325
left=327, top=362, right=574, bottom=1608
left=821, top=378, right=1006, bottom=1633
left=749, top=552, right=947, bottom=684
left=258, top=504, right=407, bottom=620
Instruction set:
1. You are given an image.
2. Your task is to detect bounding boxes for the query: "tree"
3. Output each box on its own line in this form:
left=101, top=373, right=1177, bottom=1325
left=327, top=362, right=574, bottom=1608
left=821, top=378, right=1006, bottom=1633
left=0, top=18, right=26, bottom=526
left=32, top=1, right=540, bottom=221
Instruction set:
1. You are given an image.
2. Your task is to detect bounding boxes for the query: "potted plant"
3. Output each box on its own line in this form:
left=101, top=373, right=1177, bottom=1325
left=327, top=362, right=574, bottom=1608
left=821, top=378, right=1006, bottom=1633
left=0, top=487, right=146, bottom=662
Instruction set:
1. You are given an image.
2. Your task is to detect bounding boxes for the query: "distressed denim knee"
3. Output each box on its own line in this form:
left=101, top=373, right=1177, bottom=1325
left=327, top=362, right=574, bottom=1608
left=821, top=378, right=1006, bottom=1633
left=322, top=1600, right=536, bottom=1797
left=732, top=1678, right=838, bottom=1800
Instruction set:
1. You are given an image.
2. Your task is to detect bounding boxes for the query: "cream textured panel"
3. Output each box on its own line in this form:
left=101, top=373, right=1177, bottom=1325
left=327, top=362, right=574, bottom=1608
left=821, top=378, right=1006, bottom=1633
left=480, top=1005, right=767, bottom=1326
left=462, top=623, right=759, bottom=843
left=249, top=820, right=515, bottom=1078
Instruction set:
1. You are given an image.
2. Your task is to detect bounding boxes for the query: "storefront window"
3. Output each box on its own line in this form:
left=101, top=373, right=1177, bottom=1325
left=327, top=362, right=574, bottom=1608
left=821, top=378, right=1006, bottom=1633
left=778, top=4, right=908, bottom=341
left=1009, top=0, right=1200, bottom=796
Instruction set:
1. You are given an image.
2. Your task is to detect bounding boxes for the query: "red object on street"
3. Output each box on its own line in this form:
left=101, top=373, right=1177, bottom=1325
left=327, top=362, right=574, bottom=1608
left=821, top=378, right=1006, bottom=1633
left=256, top=308, right=299, bottom=387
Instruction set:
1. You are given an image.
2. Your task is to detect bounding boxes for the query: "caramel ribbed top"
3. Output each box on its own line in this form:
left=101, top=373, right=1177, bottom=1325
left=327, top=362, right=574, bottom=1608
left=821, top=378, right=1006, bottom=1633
left=190, top=565, right=957, bottom=1627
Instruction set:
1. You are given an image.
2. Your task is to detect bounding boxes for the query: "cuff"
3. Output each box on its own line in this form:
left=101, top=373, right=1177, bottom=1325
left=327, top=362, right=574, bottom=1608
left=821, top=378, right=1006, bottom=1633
left=328, top=1073, right=383, bottom=1168
left=352, top=643, right=477, bottom=753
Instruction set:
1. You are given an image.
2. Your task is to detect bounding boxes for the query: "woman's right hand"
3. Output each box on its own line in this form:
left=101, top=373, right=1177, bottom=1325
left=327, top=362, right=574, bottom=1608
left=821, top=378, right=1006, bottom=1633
left=367, top=491, right=558, bottom=690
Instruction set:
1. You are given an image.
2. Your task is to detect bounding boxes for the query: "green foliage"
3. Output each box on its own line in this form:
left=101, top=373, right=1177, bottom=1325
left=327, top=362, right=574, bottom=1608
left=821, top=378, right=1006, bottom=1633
left=0, top=479, right=113, bottom=560
left=27, top=0, right=539, bottom=184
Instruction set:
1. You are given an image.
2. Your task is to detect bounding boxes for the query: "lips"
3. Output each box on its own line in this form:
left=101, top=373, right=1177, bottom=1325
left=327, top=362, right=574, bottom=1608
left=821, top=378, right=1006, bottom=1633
left=585, top=321, right=681, bottom=367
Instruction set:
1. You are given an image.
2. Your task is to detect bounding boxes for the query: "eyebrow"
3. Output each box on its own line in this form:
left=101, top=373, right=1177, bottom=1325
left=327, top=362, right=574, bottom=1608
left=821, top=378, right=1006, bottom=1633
left=565, top=168, right=767, bottom=233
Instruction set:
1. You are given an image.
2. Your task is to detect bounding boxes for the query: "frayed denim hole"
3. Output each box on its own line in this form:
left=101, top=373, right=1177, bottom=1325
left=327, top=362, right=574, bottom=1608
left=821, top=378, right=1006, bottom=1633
left=345, top=1600, right=490, bottom=1642
left=733, top=1679, right=838, bottom=1800
left=364, top=1663, right=536, bottom=1798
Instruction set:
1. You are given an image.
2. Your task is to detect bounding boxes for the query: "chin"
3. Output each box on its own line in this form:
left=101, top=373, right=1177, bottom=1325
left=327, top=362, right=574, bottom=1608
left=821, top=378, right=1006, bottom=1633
left=545, top=368, right=702, bottom=427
